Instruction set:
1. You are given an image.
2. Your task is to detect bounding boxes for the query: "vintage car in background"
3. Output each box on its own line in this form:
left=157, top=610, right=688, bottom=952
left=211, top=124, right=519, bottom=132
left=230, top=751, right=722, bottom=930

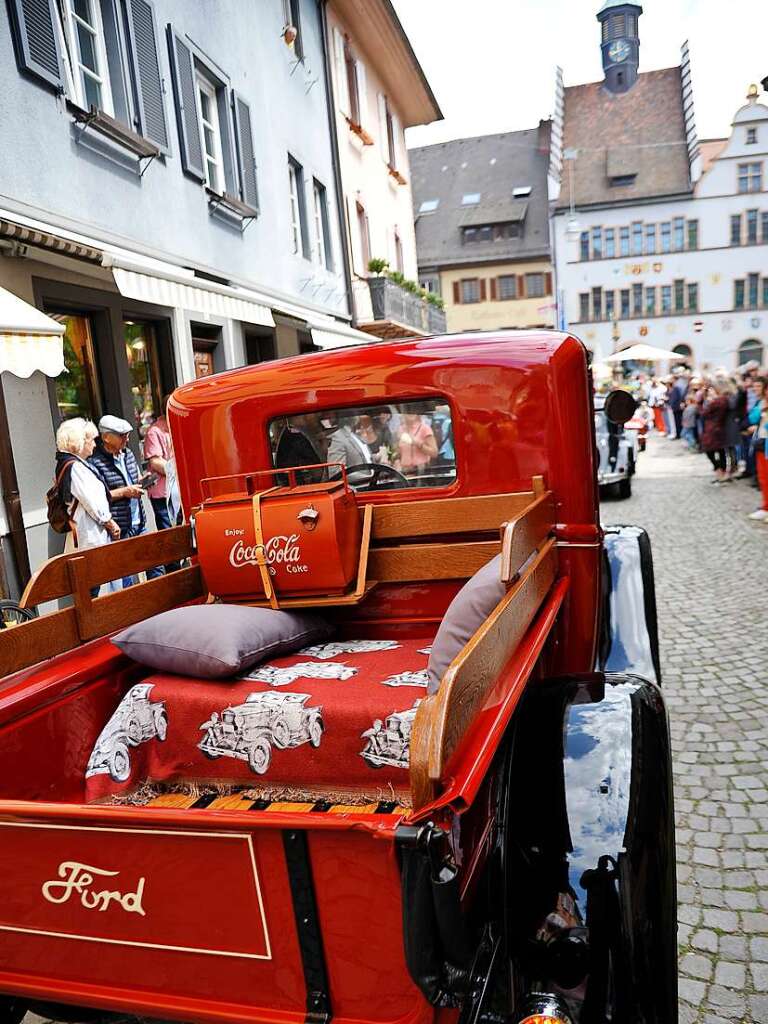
left=593, top=391, right=637, bottom=499
left=0, top=331, right=674, bottom=1024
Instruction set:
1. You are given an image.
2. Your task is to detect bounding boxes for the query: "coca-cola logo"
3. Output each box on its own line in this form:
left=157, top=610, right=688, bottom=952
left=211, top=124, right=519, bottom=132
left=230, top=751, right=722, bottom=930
left=229, top=534, right=308, bottom=575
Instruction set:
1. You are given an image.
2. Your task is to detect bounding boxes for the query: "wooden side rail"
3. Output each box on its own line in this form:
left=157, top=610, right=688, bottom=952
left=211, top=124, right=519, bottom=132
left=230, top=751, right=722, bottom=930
left=370, top=486, right=543, bottom=541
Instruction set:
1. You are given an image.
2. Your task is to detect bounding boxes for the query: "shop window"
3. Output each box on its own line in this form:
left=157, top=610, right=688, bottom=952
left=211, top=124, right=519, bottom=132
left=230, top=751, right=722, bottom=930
left=51, top=312, right=102, bottom=423
left=192, top=324, right=222, bottom=378
left=124, top=321, right=162, bottom=438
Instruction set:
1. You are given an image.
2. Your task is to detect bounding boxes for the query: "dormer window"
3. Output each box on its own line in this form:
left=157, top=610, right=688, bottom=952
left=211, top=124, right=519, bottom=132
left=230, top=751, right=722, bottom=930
left=747, top=127, right=758, bottom=145
left=609, top=173, right=636, bottom=187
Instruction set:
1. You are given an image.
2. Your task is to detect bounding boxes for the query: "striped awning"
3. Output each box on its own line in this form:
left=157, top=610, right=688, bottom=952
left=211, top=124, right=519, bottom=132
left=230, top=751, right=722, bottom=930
left=0, top=286, right=65, bottom=378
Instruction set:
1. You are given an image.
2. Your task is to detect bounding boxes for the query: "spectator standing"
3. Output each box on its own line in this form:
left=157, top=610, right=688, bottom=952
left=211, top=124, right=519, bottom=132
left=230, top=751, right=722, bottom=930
left=397, top=411, right=438, bottom=476
left=143, top=398, right=182, bottom=571
left=700, top=385, right=730, bottom=483
left=648, top=378, right=667, bottom=434
left=680, top=398, right=699, bottom=450
left=89, top=415, right=163, bottom=585
left=747, top=376, right=768, bottom=521
left=666, top=375, right=683, bottom=439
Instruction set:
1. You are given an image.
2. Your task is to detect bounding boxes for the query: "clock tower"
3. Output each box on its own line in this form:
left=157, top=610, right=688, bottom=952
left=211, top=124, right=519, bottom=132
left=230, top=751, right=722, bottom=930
left=597, top=0, right=642, bottom=94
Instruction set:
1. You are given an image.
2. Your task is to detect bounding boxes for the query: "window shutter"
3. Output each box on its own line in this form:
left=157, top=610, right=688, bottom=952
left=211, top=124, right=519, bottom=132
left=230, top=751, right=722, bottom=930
left=7, top=0, right=62, bottom=90
left=545, top=272, right=553, bottom=295
left=124, top=0, right=169, bottom=151
left=518, top=274, right=527, bottom=299
left=391, top=111, right=402, bottom=170
left=479, top=279, right=487, bottom=301
left=332, top=27, right=349, bottom=115
left=377, top=93, right=388, bottom=160
left=453, top=281, right=461, bottom=304
left=166, top=26, right=204, bottom=181
left=232, top=92, right=259, bottom=211
left=354, top=59, right=367, bottom=127
left=490, top=278, right=497, bottom=301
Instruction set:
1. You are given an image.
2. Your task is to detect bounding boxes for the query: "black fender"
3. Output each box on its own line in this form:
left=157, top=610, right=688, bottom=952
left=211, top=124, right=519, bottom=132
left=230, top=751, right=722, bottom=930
left=504, top=672, right=677, bottom=1023
left=598, top=525, right=661, bottom=685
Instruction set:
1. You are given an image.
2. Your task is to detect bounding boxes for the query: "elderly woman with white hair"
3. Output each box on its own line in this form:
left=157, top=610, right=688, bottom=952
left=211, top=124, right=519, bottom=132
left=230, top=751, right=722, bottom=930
left=55, top=418, right=121, bottom=566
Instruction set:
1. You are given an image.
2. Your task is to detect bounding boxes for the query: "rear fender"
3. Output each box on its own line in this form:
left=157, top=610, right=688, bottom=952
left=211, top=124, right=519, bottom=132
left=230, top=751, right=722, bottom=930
left=505, top=672, right=677, bottom=1023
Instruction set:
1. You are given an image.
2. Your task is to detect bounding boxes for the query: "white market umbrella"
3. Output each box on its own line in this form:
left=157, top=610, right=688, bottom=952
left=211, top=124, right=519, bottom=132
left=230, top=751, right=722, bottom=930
left=604, top=343, right=683, bottom=363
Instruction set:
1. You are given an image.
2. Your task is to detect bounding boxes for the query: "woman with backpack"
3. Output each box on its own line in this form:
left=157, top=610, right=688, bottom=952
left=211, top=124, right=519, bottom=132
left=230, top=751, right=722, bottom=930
left=54, top=419, right=120, bottom=582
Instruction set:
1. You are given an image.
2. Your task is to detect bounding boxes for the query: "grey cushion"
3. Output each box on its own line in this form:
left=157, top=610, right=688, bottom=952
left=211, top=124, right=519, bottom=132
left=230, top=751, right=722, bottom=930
left=112, top=605, right=333, bottom=679
left=427, top=555, right=504, bottom=694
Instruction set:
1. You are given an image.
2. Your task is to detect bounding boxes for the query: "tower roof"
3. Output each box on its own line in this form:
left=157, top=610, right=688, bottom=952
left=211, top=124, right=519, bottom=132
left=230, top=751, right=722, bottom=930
left=598, top=0, right=642, bottom=12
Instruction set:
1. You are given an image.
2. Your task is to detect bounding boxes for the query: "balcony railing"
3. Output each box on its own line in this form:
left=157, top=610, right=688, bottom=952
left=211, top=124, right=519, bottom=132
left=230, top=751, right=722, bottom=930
left=357, top=276, right=446, bottom=337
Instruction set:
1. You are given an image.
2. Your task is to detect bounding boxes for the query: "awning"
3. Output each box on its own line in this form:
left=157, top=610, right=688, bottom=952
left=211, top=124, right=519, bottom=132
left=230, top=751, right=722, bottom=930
left=311, top=319, right=379, bottom=350
left=605, top=343, right=683, bottom=363
left=109, top=264, right=274, bottom=329
left=0, top=286, right=65, bottom=378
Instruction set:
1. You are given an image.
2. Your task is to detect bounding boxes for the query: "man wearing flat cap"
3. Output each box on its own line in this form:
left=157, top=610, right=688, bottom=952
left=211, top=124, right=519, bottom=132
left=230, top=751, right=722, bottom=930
left=89, top=416, right=163, bottom=584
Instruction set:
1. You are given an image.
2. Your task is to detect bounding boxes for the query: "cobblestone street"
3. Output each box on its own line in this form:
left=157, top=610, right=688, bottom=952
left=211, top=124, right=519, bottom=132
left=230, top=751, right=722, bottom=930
left=602, top=435, right=768, bottom=1024
left=27, top=434, right=768, bottom=1024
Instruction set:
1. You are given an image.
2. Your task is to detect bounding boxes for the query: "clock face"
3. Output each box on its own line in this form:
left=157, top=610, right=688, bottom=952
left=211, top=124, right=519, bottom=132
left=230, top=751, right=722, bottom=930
left=608, top=39, right=631, bottom=63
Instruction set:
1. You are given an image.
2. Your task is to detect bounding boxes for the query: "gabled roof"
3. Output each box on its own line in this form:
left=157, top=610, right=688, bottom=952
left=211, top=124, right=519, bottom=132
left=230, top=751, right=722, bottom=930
left=557, top=67, right=691, bottom=208
left=410, top=128, right=552, bottom=270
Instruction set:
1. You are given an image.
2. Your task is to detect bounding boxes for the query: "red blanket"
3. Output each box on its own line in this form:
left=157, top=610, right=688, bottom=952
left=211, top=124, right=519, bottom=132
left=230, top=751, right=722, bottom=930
left=85, top=638, right=433, bottom=801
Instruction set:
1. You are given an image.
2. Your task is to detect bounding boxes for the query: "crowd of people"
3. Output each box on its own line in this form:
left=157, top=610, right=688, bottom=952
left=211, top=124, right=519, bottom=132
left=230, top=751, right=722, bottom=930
left=53, top=400, right=180, bottom=596
left=634, top=363, right=768, bottom=520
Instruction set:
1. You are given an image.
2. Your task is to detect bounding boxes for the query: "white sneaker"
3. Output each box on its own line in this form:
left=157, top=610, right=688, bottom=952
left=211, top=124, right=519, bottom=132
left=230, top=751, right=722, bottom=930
left=748, top=509, right=768, bottom=521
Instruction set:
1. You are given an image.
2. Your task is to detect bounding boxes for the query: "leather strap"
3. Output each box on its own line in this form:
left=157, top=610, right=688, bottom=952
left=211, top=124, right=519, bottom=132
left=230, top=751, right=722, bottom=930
left=251, top=487, right=281, bottom=609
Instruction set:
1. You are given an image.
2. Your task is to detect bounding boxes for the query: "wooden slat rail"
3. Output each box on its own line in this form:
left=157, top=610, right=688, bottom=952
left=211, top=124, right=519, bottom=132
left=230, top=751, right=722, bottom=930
left=500, top=492, right=556, bottom=583
left=370, top=488, right=541, bottom=541
left=20, top=525, right=194, bottom=609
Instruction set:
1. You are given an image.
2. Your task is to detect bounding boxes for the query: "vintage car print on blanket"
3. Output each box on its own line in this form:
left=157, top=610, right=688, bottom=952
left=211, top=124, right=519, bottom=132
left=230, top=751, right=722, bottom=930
left=361, top=700, right=421, bottom=769
left=242, top=661, right=358, bottom=686
left=198, top=691, right=324, bottom=774
left=381, top=670, right=429, bottom=688
left=300, top=639, right=400, bottom=659
left=86, top=683, right=168, bottom=783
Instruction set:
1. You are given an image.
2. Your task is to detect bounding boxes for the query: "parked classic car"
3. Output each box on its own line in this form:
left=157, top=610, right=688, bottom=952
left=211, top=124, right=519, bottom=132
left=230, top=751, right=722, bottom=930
left=0, top=331, right=675, bottom=1024
left=86, top=682, right=167, bottom=783
left=593, top=391, right=637, bottom=498
left=199, top=691, right=324, bottom=774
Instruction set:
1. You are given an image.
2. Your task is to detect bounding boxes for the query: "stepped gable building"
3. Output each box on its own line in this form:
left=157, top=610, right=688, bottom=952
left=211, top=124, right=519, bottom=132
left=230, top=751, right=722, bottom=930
left=410, top=126, right=554, bottom=333
left=550, top=0, right=705, bottom=366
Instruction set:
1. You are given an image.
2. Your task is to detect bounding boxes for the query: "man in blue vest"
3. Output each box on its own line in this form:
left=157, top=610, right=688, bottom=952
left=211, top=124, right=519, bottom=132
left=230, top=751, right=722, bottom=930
left=89, top=415, right=163, bottom=586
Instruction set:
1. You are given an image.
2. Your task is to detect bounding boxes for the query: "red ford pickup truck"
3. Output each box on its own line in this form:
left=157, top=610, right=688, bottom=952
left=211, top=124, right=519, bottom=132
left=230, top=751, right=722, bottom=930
left=0, top=331, right=675, bottom=1024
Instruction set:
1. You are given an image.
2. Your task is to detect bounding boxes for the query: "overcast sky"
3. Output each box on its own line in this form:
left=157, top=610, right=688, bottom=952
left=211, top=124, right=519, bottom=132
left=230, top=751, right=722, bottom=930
left=391, top=0, right=767, bottom=149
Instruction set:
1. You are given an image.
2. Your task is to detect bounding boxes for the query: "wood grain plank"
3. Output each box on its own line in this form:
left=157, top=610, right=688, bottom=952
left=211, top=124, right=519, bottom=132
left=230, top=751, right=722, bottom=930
left=499, top=492, right=555, bottom=584
left=0, top=608, right=80, bottom=678
left=370, top=492, right=534, bottom=540
left=369, top=540, right=499, bottom=583
left=20, top=526, right=194, bottom=609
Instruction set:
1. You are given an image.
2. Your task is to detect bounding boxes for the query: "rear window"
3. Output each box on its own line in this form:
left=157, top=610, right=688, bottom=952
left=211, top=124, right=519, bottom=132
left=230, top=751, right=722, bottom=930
left=268, top=398, right=456, bottom=492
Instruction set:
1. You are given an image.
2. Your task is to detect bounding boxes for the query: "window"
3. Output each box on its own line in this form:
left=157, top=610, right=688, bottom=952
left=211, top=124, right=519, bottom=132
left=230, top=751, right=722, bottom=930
left=764, top=278, right=768, bottom=309
left=604, top=228, right=616, bottom=258
left=494, top=222, right=520, bottom=240
left=738, top=162, right=762, bottom=193
left=498, top=275, right=517, bottom=301
left=355, top=200, right=370, bottom=270
left=196, top=73, right=224, bottom=193
left=460, top=279, right=481, bottom=304
left=579, top=293, right=590, bottom=321
left=313, top=180, right=332, bottom=269
left=672, top=217, right=684, bottom=251
left=687, top=220, right=698, bottom=250
left=610, top=174, right=636, bottom=188
left=592, top=287, right=602, bottom=321
left=738, top=339, right=764, bottom=365
left=645, top=287, right=656, bottom=316
left=288, top=158, right=308, bottom=256
left=661, top=285, right=672, bottom=314
left=580, top=232, right=590, bottom=260
left=394, top=230, right=404, bottom=274
left=282, top=0, right=303, bottom=61
left=734, top=280, right=745, bottom=309
left=674, top=279, right=685, bottom=312
left=526, top=273, right=545, bottom=299
left=763, top=212, right=768, bottom=243
left=51, top=312, right=102, bottom=422
left=747, top=127, right=757, bottom=145
left=245, top=330, right=276, bottom=365
left=632, top=283, right=643, bottom=316
left=731, top=214, right=742, bottom=245
left=269, top=398, right=456, bottom=492
left=619, top=226, right=630, bottom=256
left=645, top=223, right=656, bottom=254
left=660, top=222, right=671, bottom=253
left=124, top=321, right=162, bottom=438
left=462, top=193, right=481, bottom=206
left=60, top=0, right=113, bottom=114
left=632, top=222, right=643, bottom=256
left=605, top=290, right=615, bottom=320
left=419, top=199, right=439, bottom=214
left=620, top=289, right=630, bottom=318
left=748, top=273, right=759, bottom=308
left=687, top=283, right=698, bottom=312
left=611, top=13, right=625, bottom=38
left=672, top=344, right=693, bottom=366
left=478, top=226, right=493, bottom=242
left=747, top=209, right=759, bottom=244
left=591, top=227, right=602, bottom=259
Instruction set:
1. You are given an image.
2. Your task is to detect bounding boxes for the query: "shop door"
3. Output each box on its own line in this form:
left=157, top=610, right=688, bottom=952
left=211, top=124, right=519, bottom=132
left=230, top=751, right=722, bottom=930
left=49, top=312, right=103, bottom=422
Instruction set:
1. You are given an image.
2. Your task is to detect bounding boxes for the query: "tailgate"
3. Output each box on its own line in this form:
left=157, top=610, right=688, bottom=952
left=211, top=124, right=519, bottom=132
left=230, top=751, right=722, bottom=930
left=0, top=803, right=427, bottom=1024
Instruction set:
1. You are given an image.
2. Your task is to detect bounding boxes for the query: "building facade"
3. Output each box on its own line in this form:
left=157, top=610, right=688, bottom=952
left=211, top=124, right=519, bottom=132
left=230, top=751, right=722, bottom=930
left=0, top=0, right=374, bottom=598
left=326, top=0, right=443, bottom=339
left=411, top=128, right=555, bottom=334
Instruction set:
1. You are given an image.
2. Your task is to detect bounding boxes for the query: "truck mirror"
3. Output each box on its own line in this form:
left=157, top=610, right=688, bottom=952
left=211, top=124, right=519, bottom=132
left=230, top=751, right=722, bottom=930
left=603, top=390, right=637, bottom=425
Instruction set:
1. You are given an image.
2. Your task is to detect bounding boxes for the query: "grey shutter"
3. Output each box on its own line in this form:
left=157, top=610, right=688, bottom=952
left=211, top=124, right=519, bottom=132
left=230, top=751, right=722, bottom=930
left=166, top=26, right=204, bottom=181
left=125, top=0, right=169, bottom=151
left=232, top=92, right=259, bottom=212
left=7, top=0, right=62, bottom=90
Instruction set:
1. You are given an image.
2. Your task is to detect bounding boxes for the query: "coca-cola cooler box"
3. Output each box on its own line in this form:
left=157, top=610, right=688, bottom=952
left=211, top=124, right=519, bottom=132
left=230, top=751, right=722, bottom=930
left=194, top=466, right=362, bottom=602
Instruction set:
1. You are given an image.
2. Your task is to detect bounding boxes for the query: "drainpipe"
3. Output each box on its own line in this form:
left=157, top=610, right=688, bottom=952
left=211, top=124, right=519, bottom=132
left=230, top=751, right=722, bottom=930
left=318, top=0, right=356, bottom=327
left=0, top=378, right=31, bottom=594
